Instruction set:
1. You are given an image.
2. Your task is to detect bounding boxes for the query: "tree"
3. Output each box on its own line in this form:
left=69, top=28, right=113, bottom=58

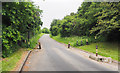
left=90, top=2, right=120, bottom=41
left=50, top=2, right=120, bottom=42
left=50, top=19, right=60, bottom=36
left=2, top=2, right=43, bottom=57
left=42, top=27, right=50, bottom=34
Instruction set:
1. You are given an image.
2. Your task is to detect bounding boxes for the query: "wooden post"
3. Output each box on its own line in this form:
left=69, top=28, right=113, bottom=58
left=39, top=42, right=41, bottom=49
left=68, top=42, right=70, bottom=48
left=96, top=45, right=98, bottom=56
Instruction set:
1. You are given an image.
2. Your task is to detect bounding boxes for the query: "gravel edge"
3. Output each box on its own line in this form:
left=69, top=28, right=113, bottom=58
left=18, top=50, right=32, bottom=73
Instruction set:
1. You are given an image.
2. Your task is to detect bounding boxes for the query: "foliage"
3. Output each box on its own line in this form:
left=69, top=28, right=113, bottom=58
left=51, top=34, right=96, bottom=47
left=42, top=27, right=50, bottom=34
left=50, top=19, right=60, bottom=36
left=2, top=2, right=43, bottom=58
left=50, top=2, right=120, bottom=61
left=50, top=2, right=120, bottom=42
left=90, top=2, right=120, bottom=41
left=30, top=33, right=44, bottom=49
left=2, top=49, right=25, bottom=72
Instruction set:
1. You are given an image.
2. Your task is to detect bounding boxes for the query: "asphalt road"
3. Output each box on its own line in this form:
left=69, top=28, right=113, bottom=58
left=23, top=34, right=118, bottom=72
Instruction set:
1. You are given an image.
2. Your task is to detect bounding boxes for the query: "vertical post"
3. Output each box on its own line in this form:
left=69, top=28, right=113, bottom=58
left=96, top=45, right=98, bottom=56
left=39, top=42, right=41, bottom=49
left=68, top=42, right=70, bottom=48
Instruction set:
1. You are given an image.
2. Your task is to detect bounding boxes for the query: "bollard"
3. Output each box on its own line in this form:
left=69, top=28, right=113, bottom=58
left=76, top=40, right=78, bottom=46
left=81, top=41, right=83, bottom=46
left=39, top=42, right=41, bottom=49
left=96, top=45, right=98, bottom=56
left=68, top=42, right=70, bottom=48
left=86, top=39, right=88, bottom=45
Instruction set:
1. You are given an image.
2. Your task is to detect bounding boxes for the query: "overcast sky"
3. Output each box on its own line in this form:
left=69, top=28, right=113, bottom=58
left=32, top=0, right=84, bottom=29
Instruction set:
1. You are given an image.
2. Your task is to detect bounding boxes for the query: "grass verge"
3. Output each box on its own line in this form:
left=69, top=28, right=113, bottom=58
left=51, top=35, right=119, bottom=61
left=30, top=33, right=44, bottom=49
left=2, top=49, right=25, bottom=72
left=1, top=33, right=44, bottom=72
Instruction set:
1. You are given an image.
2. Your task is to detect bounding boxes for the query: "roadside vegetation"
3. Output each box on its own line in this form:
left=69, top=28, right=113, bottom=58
left=30, top=33, right=44, bottom=49
left=42, top=27, right=50, bottom=34
left=0, top=60, right=1, bottom=73
left=50, top=2, right=120, bottom=61
left=51, top=35, right=118, bottom=61
left=2, top=49, right=25, bottom=72
left=2, top=2, right=43, bottom=58
left=2, top=1, right=43, bottom=72
left=2, top=33, right=44, bottom=72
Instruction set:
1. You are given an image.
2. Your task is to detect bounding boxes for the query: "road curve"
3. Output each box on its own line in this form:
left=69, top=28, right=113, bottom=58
left=23, top=34, right=118, bottom=72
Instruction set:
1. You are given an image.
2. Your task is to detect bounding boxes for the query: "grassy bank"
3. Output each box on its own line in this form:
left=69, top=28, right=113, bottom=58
left=51, top=35, right=119, bottom=61
left=2, top=49, right=25, bottom=72
left=30, top=33, right=44, bottom=49
left=2, top=33, right=44, bottom=72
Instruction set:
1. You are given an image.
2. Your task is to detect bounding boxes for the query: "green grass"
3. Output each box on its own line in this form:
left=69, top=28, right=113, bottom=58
left=1, top=33, right=44, bottom=72
left=51, top=35, right=96, bottom=46
left=77, top=42, right=118, bottom=61
left=51, top=35, right=119, bottom=61
left=30, top=33, right=44, bottom=49
left=2, top=49, right=25, bottom=72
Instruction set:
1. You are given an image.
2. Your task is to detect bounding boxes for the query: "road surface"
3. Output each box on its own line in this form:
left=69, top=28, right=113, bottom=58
left=22, top=34, right=118, bottom=72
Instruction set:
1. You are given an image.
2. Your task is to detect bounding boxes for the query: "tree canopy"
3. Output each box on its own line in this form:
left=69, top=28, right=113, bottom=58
left=50, top=2, right=120, bottom=41
left=2, top=2, right=43, bottom=57
left=42, top=27, right=50, bottom=34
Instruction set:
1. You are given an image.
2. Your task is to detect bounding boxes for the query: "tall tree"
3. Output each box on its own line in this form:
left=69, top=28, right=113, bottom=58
left=2, top=2, right=43, bottom=57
